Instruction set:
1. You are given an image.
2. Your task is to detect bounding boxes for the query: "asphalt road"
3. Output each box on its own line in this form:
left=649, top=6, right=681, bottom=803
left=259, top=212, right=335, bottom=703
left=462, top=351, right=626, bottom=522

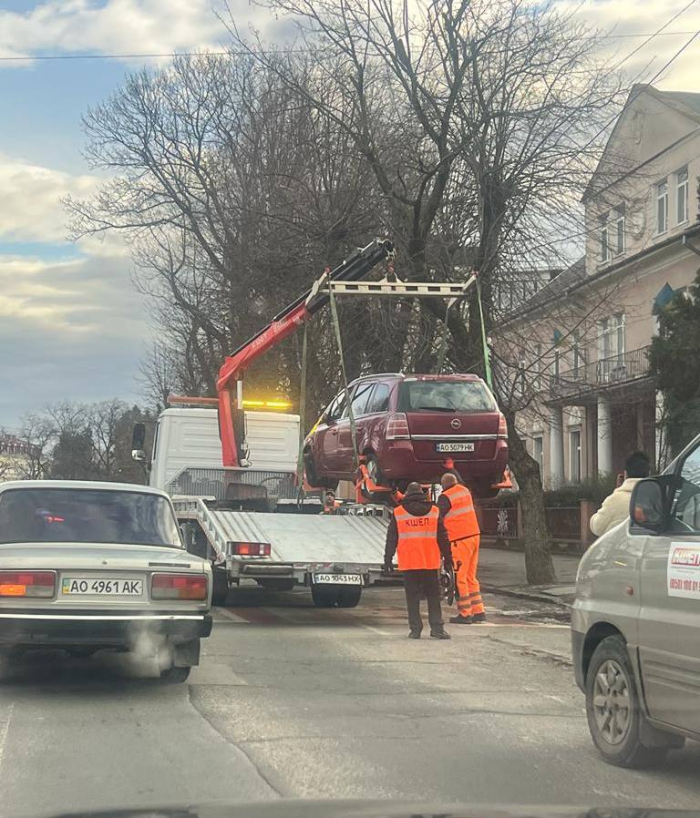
left=1, top=585, right=700, bottom=817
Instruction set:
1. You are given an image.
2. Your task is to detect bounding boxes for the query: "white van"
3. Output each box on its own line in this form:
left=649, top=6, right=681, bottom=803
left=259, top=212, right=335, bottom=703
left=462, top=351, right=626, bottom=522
left=147, top=408, right=300, bottom=491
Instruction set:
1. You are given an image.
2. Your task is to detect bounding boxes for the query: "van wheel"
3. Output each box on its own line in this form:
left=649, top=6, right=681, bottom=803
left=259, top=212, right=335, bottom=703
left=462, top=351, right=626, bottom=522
left=211, top=567, right=229, bottom=606
left=362, top=453, right=388, bottom=501
left=586, top=635, right=670, bottom=768
left=311, top=585, right=339, bottom=607
left=337, top=586, right=362, bottom=608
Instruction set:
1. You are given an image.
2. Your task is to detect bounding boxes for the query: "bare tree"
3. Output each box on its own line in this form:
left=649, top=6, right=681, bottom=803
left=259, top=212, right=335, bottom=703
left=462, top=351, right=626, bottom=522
left=233, top=0, right=623, bottom=581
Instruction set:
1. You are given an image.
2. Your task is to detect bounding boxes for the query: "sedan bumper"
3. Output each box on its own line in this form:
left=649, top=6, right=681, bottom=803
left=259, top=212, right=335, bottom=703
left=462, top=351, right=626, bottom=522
left=0, top=610, right=213, bottom=647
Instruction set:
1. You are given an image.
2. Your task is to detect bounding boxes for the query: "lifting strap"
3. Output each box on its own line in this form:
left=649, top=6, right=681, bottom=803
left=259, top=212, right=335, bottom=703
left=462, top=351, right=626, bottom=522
left=329, top=284, right=359, bottom=469
left=435, top=278, right=492, bottom=389
left=296, top=322, right=309, bottom=500
left=476, top=280, right=493, bottom=389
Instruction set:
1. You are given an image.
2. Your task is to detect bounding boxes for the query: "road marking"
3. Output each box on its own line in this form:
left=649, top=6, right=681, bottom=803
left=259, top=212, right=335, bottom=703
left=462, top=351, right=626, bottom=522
left=214, top=608, right=250, bottom=624
left=0, top=702, right=14, bottom=777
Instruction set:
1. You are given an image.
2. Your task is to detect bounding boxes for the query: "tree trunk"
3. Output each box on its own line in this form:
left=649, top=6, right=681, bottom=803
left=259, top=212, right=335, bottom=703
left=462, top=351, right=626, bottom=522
left=505, top=412, right=557, bottom=585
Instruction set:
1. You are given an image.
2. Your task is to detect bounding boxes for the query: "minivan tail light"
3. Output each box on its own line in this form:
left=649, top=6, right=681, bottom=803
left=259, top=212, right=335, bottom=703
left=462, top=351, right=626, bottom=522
left=232, top=542, right=271, bottom=556
left=498, top=413, right=508, bottom=439
left=386, top=412, right=410, bottom=440
left=151, top=573, right=208, bottom=600
left=0, top=571, right=56, bottom=598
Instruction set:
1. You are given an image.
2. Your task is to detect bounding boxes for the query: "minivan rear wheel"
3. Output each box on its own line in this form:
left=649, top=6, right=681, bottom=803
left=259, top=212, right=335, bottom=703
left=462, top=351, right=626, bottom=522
left=586, top=635, right=671, bottom=768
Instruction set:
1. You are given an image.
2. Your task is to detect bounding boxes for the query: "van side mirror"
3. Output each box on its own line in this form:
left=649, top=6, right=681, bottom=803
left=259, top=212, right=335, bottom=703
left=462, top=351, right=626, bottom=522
left=131, top=422, right=147, bottom=462
left=630, top=478, right=666, bottom=532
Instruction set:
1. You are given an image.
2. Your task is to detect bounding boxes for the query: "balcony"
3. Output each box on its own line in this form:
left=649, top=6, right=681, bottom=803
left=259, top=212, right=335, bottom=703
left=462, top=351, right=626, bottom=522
left=550, top=346, right=652, bottom=403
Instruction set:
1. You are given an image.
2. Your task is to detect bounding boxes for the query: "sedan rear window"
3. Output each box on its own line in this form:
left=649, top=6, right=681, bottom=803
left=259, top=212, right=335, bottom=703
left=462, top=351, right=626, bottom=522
left=399, top=380, right=495, bottom=413
left=0, top=488, right=182, bottom=547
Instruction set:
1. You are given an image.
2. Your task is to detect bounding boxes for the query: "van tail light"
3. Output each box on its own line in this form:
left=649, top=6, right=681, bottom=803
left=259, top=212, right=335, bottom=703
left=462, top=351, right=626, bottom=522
left=0, top=571, right=56, bottom=598
left=386, top=412, right=410, bottom=440
left=232, top=542, right=271, bottom=556
left=151, top=573, right=208, bottom=600
left=498, top=413, right=508, bottom=439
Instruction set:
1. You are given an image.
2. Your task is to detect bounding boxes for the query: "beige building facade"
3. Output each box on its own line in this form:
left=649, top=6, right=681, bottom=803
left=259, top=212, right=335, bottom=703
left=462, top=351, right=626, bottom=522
left=500, top=85, right=700, bottom=487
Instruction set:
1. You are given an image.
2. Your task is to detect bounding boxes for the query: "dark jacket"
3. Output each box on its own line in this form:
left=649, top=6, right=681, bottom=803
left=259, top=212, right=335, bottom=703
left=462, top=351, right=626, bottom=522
left=385, top=496, right=452, bottom=569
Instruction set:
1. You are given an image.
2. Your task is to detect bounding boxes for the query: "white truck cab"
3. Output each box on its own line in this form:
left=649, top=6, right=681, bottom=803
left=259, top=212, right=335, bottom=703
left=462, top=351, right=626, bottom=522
left=144, top=408, right=300, bottom=491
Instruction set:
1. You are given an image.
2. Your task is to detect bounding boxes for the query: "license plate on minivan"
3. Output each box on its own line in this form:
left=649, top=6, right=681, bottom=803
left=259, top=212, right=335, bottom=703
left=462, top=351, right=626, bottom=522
left=436, top=442, right=475, bottom=453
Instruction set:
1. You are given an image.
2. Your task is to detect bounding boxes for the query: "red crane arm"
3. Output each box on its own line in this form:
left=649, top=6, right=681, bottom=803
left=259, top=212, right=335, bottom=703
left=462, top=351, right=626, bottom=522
left=216, top=239, right=394, bottom=468
left=217, top=303, right=311, bottom=467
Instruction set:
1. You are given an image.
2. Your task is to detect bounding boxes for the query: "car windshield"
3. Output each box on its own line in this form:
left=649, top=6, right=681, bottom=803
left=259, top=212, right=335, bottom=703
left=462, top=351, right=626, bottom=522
left=0, top=488, right=182, bottom=547
left=399, top=381, right=495, bottom=413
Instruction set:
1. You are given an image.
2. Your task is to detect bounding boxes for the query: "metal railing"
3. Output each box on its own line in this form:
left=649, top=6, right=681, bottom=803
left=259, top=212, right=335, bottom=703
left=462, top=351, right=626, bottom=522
left=550, top=345, right=651, bottom=400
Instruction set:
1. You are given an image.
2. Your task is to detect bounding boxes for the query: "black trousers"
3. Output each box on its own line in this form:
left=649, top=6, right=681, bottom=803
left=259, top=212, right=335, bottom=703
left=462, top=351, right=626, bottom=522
left=403, top=569, right=444, bottom=634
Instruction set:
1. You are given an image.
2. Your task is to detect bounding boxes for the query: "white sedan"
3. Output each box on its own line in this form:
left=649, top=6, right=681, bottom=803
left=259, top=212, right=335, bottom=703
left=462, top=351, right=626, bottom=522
left=0, top=480, right=212, bottom=683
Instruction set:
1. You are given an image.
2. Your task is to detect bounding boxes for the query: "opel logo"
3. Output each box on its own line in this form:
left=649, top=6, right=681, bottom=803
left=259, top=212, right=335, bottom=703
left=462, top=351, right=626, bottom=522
left=450, top=418, right=461, bottom=429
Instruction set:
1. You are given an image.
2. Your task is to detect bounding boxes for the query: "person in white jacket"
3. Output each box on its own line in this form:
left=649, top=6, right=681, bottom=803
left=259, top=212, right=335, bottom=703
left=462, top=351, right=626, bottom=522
left=590, top=451, right=651, bottom=537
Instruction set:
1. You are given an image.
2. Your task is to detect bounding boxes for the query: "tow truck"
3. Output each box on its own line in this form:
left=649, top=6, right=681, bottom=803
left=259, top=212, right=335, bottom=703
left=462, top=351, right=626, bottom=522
left=133, top=238, right=504, bottom=607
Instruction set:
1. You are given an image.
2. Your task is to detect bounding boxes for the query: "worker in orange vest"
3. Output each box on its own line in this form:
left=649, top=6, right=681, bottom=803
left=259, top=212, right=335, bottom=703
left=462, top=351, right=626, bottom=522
left=384, top=482, right=452, bottom=639
left=438, top=473, right=485, bottom=624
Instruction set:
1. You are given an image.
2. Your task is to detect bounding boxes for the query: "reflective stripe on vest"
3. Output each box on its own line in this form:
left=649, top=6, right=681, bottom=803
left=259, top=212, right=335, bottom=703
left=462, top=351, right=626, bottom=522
left=442, top=484, right=479, bottom=542
left=394, top=504, right=441, bottom=571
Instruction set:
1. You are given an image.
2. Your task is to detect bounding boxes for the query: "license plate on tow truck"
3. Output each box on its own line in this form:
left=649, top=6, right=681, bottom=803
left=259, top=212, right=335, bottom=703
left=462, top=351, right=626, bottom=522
left=61, top=578, right=143, bottom=596
left=313, top=574, right=362, bottom=585
left=436, top=442, right=475, bottom=452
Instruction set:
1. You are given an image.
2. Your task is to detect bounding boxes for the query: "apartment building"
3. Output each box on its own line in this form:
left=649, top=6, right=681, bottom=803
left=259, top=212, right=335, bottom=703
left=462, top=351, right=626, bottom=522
left=499, top=84, right=700, bottom=486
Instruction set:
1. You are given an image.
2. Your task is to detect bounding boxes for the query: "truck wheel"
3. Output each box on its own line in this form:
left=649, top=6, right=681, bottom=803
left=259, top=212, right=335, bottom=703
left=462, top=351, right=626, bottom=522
left=258, top=579, right=295, bottom=592
left=311, top=585, right=340, bottom=607
left=337, top=586, right=362, bottom=608
left=211, top=567, right=229, bottom=606
left=160, top=665, right=191, bottom=684
left=586, top=635, right=672, bottom=767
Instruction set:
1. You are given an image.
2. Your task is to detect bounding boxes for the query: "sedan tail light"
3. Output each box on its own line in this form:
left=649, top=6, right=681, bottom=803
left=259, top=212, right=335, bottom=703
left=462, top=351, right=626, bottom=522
left=498, top=413, right=508, bottom=439
left=232, top=542, right=271, bottom=556
left=151, top=573, right=208, bottom=600
left=386, top=412, right=410, bottom=440
left=0, top=571, right=56, bottom=598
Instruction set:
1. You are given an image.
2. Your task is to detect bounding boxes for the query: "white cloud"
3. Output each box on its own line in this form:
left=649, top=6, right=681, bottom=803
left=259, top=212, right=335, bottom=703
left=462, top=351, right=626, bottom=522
left=0, top=155, right=98, bottom=242
left=0, top=250, right=148, bottom=426
left=0, top=0, right=266, bottom=61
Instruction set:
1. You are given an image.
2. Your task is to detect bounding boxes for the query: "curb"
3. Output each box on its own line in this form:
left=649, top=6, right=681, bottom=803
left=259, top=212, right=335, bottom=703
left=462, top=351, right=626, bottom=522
left=481, top=583, right=573, bottom=609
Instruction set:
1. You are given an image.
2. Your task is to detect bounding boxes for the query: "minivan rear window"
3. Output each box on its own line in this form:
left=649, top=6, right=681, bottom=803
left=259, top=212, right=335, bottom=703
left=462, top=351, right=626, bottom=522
left=399, top=380, right=495, bottom=413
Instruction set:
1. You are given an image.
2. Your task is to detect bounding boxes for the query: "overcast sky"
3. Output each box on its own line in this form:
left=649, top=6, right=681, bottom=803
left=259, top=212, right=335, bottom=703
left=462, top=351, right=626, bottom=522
left=0, top=0, right=699, bottom=431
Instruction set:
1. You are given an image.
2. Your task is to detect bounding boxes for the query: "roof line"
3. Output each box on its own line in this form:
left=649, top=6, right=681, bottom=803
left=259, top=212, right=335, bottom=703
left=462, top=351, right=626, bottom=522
left=500, top=224, right=700, bottom=327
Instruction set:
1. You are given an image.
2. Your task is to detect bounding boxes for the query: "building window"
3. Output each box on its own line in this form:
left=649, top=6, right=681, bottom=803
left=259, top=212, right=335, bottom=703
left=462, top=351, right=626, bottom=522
left=656, top=179, right=668, bottom=234
left=533, top=344, right=542, bottom=392
left=676, top=167, right=689, bottom=224
left=569, top=430, right=582, bottom=482
left=614, top=205, right=625, bottom=255
left=572, top=331, right=583, bottom=379
left=533, top=436, right=544, bottom=474
left=553, top=349, right=561, bottom=378
left=599, top=212, right=609, bottom=262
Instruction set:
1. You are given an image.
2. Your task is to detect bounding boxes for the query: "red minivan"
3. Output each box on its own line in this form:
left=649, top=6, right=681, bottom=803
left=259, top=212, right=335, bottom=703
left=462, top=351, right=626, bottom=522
left=303, top=373, right=508, bottom=497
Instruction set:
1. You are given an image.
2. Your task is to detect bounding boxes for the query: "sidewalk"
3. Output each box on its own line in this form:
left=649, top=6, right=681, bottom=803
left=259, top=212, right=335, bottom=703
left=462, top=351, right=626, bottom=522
left=478, top=546, right=580, bottom=607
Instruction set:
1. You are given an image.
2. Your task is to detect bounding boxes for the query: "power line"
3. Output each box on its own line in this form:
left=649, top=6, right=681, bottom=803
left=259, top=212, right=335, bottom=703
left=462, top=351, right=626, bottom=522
left=610, top=0, right=699, bottom=70
left=0, top=27, right=699, bottom=62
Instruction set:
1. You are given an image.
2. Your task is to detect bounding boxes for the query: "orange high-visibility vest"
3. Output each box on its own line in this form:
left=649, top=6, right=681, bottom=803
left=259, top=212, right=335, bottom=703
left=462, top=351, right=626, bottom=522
left=442, top=484, right=480, bottom=542
left=394, top=505, right=441, bottom=571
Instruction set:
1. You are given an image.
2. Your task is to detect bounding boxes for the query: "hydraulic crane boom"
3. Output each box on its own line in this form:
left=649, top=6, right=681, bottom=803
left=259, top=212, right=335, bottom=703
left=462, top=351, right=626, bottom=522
left=216, top=238, right=395, bottom=467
